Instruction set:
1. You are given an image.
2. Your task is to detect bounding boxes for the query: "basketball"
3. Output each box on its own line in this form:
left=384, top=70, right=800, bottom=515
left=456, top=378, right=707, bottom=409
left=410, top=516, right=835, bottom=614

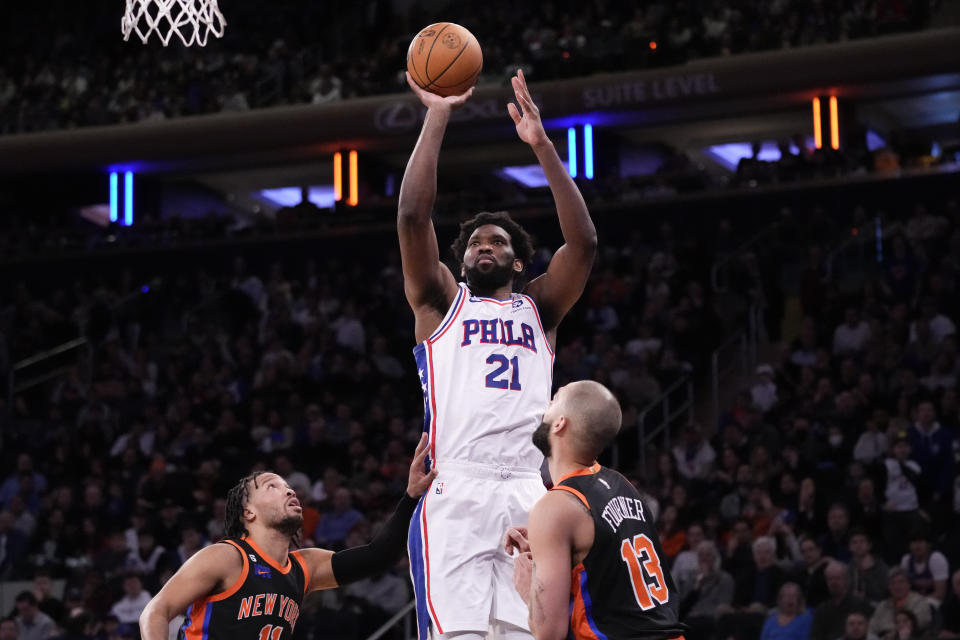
left=407, top=23, right=483, bottom=97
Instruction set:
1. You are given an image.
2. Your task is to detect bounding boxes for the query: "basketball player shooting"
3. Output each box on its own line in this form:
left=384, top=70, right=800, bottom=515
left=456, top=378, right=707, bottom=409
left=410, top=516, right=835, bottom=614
left=139, top=435, right=437, bottom=640
left=397, top=68, right=597, bottom=640
left=506, top=381, right=685, bottom=640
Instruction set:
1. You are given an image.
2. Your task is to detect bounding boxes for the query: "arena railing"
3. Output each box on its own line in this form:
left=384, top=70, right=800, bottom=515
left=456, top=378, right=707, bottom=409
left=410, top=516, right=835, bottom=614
left=710, top=222, right=781, bottom=294
left=625, top=374, right=696, bottom=476
left=7, top=336, right=92, bottom=407
left=362, top=600, right=416, bottom=640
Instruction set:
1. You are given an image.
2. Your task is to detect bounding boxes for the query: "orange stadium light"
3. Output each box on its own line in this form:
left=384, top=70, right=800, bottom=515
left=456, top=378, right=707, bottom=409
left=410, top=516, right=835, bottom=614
left=348, top=150, right=359, bottom=207
left=333, top=152, right=343, bottom=202
left=829, top=96, right=840, bottom=150
left=812, top=98, right=823, bottom=150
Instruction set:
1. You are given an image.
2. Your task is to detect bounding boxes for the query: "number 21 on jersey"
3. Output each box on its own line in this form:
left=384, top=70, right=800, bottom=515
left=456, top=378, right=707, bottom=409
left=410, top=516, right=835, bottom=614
left=619, top=534, right=669, bottom=610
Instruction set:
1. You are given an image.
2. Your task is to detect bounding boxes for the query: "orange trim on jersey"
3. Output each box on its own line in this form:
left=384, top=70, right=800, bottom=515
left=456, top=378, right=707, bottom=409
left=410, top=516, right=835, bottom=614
left=569, top=564, right=602, bottom=640
left=209, top=539, right=250, bottom=602
left=556, top=463, right=601, bottom=484
left=522, top=294, right=555, bottom=356
left=242, top=537, right=292, bottom=574
left=290, top=550, right=310, bottom=594
left=551, top=485, right=590, bottom=510
left=183, top=601, right=209, bottom=640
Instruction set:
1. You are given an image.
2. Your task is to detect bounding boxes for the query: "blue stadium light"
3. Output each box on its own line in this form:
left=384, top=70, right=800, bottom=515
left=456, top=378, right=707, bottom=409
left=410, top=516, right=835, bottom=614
left=567, top=127, right=577, bottom=178
left=123, top=171, right=134, bottom=226
left=109, top=172, right=119, bottom=223
left=584, top=124, right=594, bottom=179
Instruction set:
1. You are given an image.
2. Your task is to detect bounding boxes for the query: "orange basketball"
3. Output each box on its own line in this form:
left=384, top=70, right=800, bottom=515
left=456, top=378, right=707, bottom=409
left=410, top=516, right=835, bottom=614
left=407, top=23, right=483, bottom=97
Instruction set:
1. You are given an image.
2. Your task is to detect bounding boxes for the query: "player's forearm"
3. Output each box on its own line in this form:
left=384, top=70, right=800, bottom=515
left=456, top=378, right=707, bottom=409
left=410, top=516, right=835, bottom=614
left=330, top=492, right=419, bottom=585
left=398, top=107, right=450, bottom=223
left=531, top=139, right=597, bottom=252
left=139, top=602, right=173, bottom=640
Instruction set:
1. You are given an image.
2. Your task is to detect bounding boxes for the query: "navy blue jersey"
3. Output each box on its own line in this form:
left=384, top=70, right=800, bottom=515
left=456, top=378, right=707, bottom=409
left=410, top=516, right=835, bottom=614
left=555, top=465, right=685, bottom=640
left=179, top=538, right=308, bottom=640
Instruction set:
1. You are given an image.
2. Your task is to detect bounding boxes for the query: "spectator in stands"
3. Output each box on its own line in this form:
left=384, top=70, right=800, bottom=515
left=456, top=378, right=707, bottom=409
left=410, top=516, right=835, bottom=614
left=850, top=479, right=884, bottom=542
left=899, top=528, right=949, bottom=602
left=839, top=611, right=878, bottom=640
left=907, top=401, right=955, bottom=507
left=31, top=569, right=66, bottom=626
left=679, top=541, right=734, bottom=640
left=751, top=364, right=780, bottom=414
left=12, top=592, right=56, bottom=640
left=0, top=620, right=17, bottom=640
left=821, top=503, right=853, bottom=563
left=849, top=529, right=890, bottom=605
left=109, top=573, right=151, bottom=624
left=0, top=511, right=27, bottom=579
left=314, top=487, right=363, bottom=550
left=798, top=535, right=832, bottom=608
left=810, top=561, right=873, bottom=640
left=880, top=432, right=923, bottom=562
left=868, top=568, right=931, bottom=637
left=834, top=308, right=872, bottom=356
left=719, top=536, right=786, bottom=640
left=672, top=522, right=709, bottom=591
left=941, top=569, right=960, bottom=638
left=853, top=418, right=889, bottom=463
left=672, top=425, right=716, bottom=482
left=759, top=582, right=812, bottom=640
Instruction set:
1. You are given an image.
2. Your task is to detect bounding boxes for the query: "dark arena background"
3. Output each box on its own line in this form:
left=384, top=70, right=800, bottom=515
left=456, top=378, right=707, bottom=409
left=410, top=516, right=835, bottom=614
left=1, top=1, right=960, bottom=639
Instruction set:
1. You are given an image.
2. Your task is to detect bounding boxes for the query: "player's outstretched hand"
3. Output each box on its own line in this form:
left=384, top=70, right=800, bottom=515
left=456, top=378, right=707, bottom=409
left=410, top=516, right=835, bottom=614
left=406, top=71, right=474, bottom=112
left=503, top=526, right=530, bottom=556
left=507, top=68, right=548, bottom=148
left=406, top=433, right=439, bottom=498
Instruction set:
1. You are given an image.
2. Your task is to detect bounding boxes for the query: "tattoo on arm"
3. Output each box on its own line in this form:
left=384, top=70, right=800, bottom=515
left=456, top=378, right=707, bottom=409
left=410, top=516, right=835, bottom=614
left=529, top=561, right=547, bottom=631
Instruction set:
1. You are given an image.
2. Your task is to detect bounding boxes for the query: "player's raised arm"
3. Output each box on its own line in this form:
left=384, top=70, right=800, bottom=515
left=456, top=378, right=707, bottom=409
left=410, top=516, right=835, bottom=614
left=508, top=69, right=597, bottom=332
left=517, top=493, right=583, bottom=640
left=139, top=543, right=238, bottom=640
left=297, top=433, right=438, bottom=591
left=397, top=73, right=469, bottom=333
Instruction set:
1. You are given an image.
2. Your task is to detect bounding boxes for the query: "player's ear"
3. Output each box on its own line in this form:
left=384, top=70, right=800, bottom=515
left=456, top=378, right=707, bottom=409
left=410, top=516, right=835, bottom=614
left=554, top=415, right=568, bottom=434
left=243, top=506, right=255, bottom=524
left=513, top=259, right=523, bottom=273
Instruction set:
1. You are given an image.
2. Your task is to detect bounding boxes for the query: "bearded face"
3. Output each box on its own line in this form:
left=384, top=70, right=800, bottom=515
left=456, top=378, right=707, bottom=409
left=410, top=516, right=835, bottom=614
left=532, top=420, right=552, bottom=459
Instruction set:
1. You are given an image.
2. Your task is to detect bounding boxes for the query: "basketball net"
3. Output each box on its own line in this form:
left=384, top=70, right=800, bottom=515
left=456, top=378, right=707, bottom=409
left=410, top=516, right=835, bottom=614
left=122, top=0, right=226, bottom=47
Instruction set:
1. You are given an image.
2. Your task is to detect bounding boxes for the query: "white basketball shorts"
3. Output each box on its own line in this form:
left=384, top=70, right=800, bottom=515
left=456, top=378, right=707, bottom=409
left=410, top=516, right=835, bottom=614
left=408, top=459, right=546, bottom=639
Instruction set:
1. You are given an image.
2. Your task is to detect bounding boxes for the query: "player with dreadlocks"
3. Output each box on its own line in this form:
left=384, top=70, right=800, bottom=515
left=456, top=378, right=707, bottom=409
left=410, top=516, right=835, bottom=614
left=140, top=434, right=438, bottom=640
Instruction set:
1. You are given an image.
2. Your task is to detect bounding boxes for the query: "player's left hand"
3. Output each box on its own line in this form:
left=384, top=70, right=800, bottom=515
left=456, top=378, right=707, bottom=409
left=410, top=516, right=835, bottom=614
left=406, top=433, right=439, bottom=497
left=503, top=526, right=530, bottom=555
left=513, top=551, right=533, bottom=604
left=507, top=69, right=549, bottom=148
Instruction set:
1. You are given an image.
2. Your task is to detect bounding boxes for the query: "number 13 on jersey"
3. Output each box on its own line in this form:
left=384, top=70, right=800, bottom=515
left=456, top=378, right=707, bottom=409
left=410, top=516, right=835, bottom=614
left=620, top=534, right=669, bottom=610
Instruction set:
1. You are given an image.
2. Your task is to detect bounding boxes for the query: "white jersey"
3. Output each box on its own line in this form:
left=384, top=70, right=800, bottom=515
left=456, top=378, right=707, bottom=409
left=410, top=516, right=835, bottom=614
left=413, top=283, right=555, bottom=470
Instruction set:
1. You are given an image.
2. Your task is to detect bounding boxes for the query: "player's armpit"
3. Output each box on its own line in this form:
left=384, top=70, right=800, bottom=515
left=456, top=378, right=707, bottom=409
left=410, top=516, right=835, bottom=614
left=526, top=493, right=586, bottom=640
left=139, top=543, right=240, bottom=640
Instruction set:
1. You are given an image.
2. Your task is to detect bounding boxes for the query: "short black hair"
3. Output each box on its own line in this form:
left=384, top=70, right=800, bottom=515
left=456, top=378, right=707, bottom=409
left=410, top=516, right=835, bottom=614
left=450, top=211, right=534, bottom=270
left=224, top=471, right=272, bottom=540
left=15, top=591, right=37, bottom=606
